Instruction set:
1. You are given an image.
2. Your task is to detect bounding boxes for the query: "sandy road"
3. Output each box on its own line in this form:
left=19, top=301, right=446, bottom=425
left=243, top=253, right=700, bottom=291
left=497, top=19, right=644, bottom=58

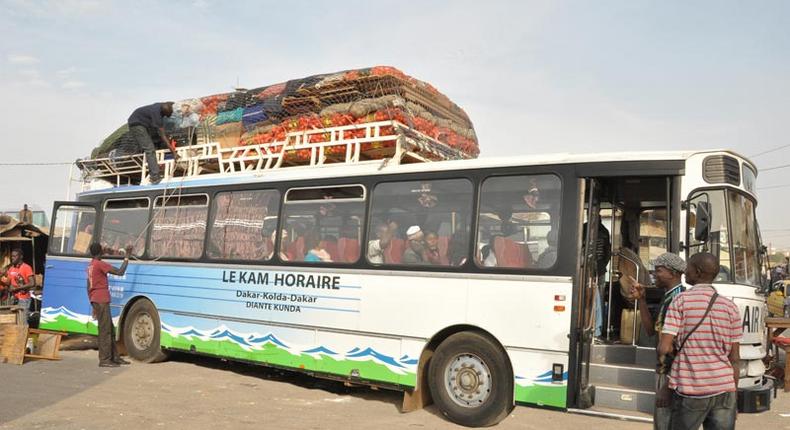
left=1, top=345, right=788, bottom=429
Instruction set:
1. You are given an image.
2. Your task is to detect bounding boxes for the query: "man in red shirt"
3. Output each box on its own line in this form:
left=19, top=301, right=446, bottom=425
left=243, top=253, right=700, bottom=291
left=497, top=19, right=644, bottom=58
left=87, top=242, right=131, bottom=367
left=1, top=248, right=35, bottom=325
left=659, top=252, right=742, bottom=430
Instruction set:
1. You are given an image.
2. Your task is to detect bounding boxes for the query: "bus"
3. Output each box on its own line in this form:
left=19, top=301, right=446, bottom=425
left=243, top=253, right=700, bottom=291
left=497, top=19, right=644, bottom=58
left=40, top=148, right=771, bottom=426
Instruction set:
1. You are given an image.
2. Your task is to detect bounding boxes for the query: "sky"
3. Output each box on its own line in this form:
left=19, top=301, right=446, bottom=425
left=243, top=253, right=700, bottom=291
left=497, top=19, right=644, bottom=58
left=1, top=0, right=789, bottom=248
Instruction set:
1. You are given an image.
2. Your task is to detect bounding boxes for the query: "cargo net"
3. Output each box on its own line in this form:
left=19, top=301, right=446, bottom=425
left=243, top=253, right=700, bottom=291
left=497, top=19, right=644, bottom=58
left=82, top=66, right=478, bottom=185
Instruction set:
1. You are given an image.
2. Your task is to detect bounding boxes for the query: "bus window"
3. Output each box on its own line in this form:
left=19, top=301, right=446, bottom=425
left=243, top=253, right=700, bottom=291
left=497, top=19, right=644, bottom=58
left=150, top=194, right=209, bottom=259
left=50, top=205, right=97, bottom=256
left=100, top=198, right=149, bottom=257
left=208, top=190, right=280, bottom=261
left=280, top=185, right=365, bottom=264
left=638, top=209, right=667, bottom=266
left=687, top=190, right=731, bottom=282
left=367, top=179, right=473, bottom=267
left=476, top=174, right=562, bottom=269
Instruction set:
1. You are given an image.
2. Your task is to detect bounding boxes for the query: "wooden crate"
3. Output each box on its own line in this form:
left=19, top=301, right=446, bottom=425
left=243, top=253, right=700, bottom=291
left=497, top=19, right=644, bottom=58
left=0, top=324, right=27, bottom=365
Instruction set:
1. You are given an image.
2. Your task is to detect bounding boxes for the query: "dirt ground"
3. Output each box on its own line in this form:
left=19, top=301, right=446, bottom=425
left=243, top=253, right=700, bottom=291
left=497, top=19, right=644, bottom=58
left=2, top=339, right=789, bottom=429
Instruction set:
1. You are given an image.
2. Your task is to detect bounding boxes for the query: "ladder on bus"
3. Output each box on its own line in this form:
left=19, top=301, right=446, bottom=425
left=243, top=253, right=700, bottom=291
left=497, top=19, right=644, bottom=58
left=76, top=120, right=472, bottom=188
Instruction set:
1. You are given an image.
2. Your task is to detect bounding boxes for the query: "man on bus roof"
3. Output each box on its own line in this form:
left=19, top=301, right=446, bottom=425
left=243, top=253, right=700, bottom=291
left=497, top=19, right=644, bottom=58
left=127, top=102, right=179, bottom=185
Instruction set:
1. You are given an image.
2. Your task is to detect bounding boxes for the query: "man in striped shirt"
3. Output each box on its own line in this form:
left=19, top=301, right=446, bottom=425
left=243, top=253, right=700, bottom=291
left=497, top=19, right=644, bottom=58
left=659, top=252, right=741, bottom=430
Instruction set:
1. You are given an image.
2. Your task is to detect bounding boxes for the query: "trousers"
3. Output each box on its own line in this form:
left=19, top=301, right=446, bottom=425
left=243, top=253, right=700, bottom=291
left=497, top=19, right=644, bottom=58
left=16, top=297, right=31, bottom=326
left=671, top=391, right=737, bottom=430
left=92, top=302, right=118, bottom=364
left=129, top=124, right=160, bottom=179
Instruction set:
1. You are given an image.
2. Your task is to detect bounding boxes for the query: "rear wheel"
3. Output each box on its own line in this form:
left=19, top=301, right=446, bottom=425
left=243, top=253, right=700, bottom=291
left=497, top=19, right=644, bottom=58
left=122, top=299, right=169, bottom=363
left=428, top=332, right=513, bottom=427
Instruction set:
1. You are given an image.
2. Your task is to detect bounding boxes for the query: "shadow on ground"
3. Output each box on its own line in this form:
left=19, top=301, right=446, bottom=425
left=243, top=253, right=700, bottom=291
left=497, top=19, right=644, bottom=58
left=165, top=351, right=431, bottom=414
left=0, top=337, right=126, bottom=424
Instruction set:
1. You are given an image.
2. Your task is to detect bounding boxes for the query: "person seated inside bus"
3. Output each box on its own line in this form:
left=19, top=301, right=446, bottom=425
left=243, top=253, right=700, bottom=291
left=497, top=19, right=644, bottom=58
left=523, top=180, right=540, bottom=209
left=304, top=231, right=332, bottom=263
left=402, top=225, right=428, bottom=265
left=424, top=231, right=443, bottom=265
left=383, top=218, right=402, bottom=241
left=367, top=223, right=393, bottom=264
left=536, top=229, right=558, bottom=268
left=320, top=235, right=340, bottom=261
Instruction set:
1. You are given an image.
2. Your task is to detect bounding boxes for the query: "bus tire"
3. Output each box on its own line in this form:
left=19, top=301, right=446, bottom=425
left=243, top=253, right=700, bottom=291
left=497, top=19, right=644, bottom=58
left=428, top=331, right=513, bottom=427
left=122, top=299, right=169, bottom=363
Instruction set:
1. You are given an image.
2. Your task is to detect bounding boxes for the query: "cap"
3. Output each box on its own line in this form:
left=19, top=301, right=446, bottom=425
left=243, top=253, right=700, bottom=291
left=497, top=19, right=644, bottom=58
left=406, top=225, right=422, bottom=239
left=653, top=253, right=686, bottom=274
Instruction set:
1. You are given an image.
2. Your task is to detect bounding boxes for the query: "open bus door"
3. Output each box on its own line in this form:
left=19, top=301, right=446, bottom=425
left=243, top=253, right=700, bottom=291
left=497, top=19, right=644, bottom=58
left=48, top=201, right=101, bottom=258
left=573, top=178, right=603, bottom=408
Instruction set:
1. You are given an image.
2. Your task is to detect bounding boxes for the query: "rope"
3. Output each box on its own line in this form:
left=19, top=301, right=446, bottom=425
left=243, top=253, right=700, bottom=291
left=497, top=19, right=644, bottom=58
left=124, top=163, right=189, bottom=262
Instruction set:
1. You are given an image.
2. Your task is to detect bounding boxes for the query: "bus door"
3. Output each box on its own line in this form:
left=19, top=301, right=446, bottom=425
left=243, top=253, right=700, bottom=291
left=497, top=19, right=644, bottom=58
left=574, top=178, right=603, bottom=408
left=48, top=201, right=101, bottom=257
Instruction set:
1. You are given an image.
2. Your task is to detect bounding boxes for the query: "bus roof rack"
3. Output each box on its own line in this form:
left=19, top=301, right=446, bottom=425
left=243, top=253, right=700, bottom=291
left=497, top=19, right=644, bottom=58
left=76, top=120, right=473, bottom=189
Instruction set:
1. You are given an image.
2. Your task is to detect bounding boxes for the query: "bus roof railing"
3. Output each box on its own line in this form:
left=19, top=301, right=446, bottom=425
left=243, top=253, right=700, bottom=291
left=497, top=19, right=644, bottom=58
left=76, top=120, right=472, bottom=189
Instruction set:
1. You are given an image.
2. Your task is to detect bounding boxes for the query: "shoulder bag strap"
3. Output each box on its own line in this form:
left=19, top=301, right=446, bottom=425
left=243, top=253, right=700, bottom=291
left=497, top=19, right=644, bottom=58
left=677, top=291, right=719, bottom=353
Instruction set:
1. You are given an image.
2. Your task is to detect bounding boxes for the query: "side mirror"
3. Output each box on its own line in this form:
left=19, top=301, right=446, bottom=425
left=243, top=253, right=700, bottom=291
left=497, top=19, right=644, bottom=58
left=694, top=201, right=711, bottom=242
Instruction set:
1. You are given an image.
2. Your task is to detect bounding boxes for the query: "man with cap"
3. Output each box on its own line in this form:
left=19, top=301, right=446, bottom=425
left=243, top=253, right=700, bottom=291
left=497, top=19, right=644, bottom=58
left=402, top=225, right=427, bottom=265
left=629, top=252, right=686, bottom=430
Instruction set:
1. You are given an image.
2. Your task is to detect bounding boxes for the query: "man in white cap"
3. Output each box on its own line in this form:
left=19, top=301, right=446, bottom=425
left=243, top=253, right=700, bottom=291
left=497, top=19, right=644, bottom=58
left=403, top=225, right=427, bottom=265
left=629, top=252, right=686, bottom=430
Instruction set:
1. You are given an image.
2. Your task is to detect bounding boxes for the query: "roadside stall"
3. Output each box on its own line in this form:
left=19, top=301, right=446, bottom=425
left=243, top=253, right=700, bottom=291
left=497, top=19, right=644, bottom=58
left=0, top=215, right=48, bottom=315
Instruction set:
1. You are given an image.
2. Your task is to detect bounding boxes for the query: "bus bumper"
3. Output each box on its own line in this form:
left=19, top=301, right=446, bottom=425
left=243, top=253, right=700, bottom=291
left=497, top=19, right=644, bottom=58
left=737, top=377, right=773, bottom=413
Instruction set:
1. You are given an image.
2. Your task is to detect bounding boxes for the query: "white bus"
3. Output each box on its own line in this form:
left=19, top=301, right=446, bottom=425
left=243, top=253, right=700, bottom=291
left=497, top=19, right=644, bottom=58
left=41, top=147, right=771, bottom=426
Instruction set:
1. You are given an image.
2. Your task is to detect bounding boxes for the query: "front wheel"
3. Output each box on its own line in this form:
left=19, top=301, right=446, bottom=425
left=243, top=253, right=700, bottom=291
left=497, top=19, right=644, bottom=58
left=428, top=332, right=513, bottom=427
left=122, top=299, right=169, bottom=363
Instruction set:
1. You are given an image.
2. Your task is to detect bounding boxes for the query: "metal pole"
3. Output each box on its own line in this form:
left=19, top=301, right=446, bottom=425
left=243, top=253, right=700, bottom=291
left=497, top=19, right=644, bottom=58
left=65, top=163, right=75, bottom=200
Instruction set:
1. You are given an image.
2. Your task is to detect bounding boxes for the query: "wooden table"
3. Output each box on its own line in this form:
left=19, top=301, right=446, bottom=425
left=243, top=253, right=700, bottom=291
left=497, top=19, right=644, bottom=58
left=766, top=317, right=790, bottom=391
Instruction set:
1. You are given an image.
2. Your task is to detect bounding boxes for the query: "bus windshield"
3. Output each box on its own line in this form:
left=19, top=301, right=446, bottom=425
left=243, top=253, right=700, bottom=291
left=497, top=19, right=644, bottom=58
left=687, top=189, right=760, bottom=286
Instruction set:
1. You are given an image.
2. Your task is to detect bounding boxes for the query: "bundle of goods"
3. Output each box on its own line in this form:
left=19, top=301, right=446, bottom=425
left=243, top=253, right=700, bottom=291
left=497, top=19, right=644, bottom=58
left=91, top=66, right=478, bottom=167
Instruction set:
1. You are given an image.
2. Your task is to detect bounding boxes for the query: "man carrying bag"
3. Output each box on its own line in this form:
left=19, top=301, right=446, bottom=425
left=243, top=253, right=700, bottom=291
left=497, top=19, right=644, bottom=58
left=659, top=252, right=742, bottom=430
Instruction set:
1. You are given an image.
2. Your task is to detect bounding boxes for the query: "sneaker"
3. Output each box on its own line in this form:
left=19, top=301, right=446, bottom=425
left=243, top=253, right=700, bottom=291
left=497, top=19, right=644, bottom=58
left=113, top=358, right=131, bottom=365
left=99, top=361, right=120, bottom=368
left=149, top=176, right=162, bottom=185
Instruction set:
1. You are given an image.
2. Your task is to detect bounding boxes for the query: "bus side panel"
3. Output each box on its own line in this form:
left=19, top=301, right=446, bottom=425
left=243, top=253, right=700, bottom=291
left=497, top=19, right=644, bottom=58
left=510, top=349, right=568, bottom=408
left=156, top=312, right=416, bottom=386
left=40, top=256, right=99, bottom=335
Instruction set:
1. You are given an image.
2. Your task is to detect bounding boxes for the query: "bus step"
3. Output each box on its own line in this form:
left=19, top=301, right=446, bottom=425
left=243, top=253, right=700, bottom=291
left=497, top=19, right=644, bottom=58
left=591, top=343, right=656, bottom=367
left=593, top=384, right=655, bottom=415
left=569, top=404, right=653, bottom=423
left=589, top=362, right=655, bottom=392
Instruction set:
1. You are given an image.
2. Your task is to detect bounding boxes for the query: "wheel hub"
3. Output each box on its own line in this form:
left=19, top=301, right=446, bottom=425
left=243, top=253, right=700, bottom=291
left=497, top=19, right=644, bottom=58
left=444, top=353, right=492, bottom=408
left=131, top=312, right=154, bottom=351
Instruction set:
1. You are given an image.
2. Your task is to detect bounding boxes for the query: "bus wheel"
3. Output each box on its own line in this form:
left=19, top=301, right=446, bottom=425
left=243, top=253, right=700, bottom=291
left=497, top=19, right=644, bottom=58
left=122, top=299, right=169, bottom=363
left=428, top=332, right=513, bottom=427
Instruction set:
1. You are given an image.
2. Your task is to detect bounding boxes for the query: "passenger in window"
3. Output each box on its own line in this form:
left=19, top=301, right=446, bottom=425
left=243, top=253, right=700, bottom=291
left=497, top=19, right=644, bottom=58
left=424, top=231, right=442, bottom=265
left=304, top=232, right=332, bottom=263
left=523, top=180, right=540, bottom=209
left=537, top=230, right=558, bottom=268
left=387, top=218, right=401, bottom=239
left=367, top=223, right=393, bottom=264
left=402, top=226, right=427, bottom=265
